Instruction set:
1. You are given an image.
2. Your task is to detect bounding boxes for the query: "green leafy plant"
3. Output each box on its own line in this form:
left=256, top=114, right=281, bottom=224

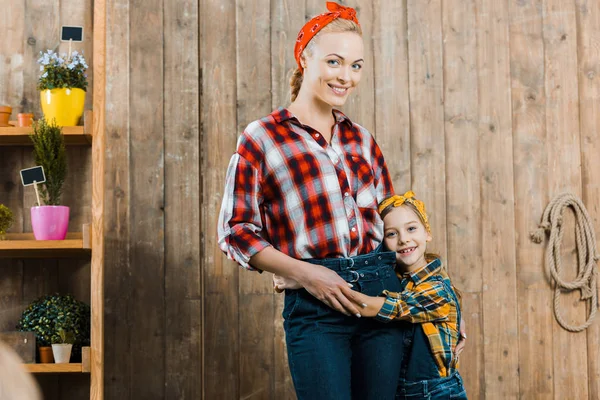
left=0, top=204, right=13, bottom=238
left=16, top=294, right=90, bottom=349
left=54, top=327, right=76, bottom=345
left=37, top=50, right=88, bottom=91
left=29, top=118, right=67, bottom=205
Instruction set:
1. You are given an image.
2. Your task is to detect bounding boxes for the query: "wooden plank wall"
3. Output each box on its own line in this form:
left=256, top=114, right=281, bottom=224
left=1, top=0, right=600, bottom=399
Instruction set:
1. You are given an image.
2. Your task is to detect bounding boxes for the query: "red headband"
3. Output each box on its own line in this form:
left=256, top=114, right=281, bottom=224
left=294, top=2, right=360, bottom=73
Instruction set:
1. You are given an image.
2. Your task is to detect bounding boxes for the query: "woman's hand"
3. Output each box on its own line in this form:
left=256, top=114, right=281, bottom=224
left=273, top=274, right=302, bottom=293
left=296, top=263, right=365, bottom=317
left=349, top=291, right=385, bottom=318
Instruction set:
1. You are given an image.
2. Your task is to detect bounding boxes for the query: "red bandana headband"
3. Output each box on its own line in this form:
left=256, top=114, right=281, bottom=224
left=294, top=2, right=360, bottom=73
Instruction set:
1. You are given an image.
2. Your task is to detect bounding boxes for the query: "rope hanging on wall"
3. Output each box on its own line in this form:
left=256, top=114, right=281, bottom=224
left=530, top=192, right=599, bottom=332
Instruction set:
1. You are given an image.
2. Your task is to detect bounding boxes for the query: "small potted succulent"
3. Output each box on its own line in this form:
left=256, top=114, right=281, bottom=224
left=29, top=118, right=69, bottom=240
left=17, top=294, right=90, bottom=363
left=37, top=49, right=88, bottom=126
left=0, top=204, right=14, bottom=240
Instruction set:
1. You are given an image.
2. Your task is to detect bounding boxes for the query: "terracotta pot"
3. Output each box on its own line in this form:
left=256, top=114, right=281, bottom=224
left=18, top=113, right=34, bottom=127
left=0, top=105, right=11, bottom=127
left=39, top=346, right=54, bottom=363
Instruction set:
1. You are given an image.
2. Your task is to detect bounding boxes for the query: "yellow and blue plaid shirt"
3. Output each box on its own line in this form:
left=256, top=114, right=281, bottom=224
left=375, top=258, right=460, bottom=377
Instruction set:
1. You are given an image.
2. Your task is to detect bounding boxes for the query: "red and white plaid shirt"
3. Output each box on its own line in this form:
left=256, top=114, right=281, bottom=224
left=218, top=108, right=394, bottom=270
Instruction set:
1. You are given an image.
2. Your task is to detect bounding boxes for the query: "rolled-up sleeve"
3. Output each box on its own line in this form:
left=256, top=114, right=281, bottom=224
left=217, top=152, right=272, bottom=270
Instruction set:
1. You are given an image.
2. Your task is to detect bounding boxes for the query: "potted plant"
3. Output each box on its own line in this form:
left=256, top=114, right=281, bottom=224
left=37, top=49, right=88, bottom=126
left=16, top=294, right=90, bottom=363
left=0, top=204, right=14, bottom=240
left=51, top=327, right=76, bottom=363
left=29, top=118, right=69, bottom=240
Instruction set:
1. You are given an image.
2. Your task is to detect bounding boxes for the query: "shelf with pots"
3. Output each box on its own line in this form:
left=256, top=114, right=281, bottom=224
left=0, top=110, right=92, bottom=146
left=24, top=346, right=91, bottom=373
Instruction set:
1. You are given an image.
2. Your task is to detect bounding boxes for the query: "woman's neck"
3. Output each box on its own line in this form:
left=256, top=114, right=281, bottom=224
left=288, top=93, right=335, bottom=134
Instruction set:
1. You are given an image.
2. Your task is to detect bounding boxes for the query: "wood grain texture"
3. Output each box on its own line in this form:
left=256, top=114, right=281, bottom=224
left=441, top=0, right=482, bottom=396
left=128, top=0, right=166, bottom=398
left=543, top=1, right=588, bottom=399
left=476, top=0, right=520, bottom=397
left=407, top=0, right=447, bottom=259
left=103, top=0, right=131, bottom=398
left=201, top=0, right=239, bottom=398
left=509, top=0, right=553, bottom=398
left=164, top=0, right=202, bottom=398
left=372, top=0, right=410, bottom=191
left=576, top=1, right=600, bottom=398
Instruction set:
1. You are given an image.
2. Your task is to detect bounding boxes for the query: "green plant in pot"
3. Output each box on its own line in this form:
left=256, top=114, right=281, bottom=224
left=29, top=118, right=69, bottom=240
left=0, top=204, right=14, bottom=240
left=38, top=49, right=88, bottom=126
left=16, top=294, right=90, bottom=363
left=51, top=325, right=76, bottom=364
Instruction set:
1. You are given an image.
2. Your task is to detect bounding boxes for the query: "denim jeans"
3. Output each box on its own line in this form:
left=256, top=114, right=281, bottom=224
left=396, top=372, right=467, bottom=399
left=283, top=247, right=406, bottom=400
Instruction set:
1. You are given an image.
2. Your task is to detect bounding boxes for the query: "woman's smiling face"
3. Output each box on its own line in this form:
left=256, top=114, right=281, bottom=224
left=301, top=31, right=364, bottom=107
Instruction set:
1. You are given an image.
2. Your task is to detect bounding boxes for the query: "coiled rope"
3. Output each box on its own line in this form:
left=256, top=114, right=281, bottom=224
left=530, top=192, right=599, bottom=332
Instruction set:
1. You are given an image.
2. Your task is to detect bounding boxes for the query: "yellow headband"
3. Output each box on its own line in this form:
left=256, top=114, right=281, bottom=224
left=378, top=191, right=431, bottom=233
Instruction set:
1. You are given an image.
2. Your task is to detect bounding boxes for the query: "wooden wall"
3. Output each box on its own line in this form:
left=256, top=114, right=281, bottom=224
left=1, top=0, right=600, bottom=399
left=0, top=0, right=94, bottom=399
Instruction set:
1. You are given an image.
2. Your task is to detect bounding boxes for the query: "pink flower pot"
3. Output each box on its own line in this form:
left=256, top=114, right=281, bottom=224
left=31, top=206, right=70, bottom=240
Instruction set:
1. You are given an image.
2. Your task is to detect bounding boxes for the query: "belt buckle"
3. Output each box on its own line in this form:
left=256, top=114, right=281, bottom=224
left=349, top=270, right=360, bottom=283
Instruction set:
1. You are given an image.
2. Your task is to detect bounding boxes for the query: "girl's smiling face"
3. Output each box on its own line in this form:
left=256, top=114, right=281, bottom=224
left=382, top=205, right=432, bottom=272
left=301, top=31, right=364, bottom=107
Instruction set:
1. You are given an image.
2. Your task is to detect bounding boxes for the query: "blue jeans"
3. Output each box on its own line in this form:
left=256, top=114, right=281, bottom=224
left=396, top=372, right=467, bottom=399
left=283, top=247, right=405, bottom=400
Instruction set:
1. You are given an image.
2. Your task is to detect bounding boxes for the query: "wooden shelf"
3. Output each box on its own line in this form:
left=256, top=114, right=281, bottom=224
left=0, top=110, right=92, bottom=146
left=24, top=363, right=87, bottom=374
left=0, top=227, right=91, bottom=258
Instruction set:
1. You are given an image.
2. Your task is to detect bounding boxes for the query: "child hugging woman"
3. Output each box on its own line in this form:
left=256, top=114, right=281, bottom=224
left=352, top=191, right=468, bottom=399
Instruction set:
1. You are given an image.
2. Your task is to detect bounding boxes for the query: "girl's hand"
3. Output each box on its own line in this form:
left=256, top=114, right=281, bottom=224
left=454, top=318, right=467, bottom=356
left=273, top=274, right=303, bottom=293
left=350, top=291, right=386, bottom=318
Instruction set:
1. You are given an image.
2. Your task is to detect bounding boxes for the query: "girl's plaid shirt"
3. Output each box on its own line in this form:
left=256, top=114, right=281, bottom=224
left=218, top=108, right=394, bottom=270
left=375, top=258, right=461, bottom=377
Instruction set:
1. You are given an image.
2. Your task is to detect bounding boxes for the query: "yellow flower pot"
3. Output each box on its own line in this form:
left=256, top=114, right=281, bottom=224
left=40, top=88, right=85, bottom=126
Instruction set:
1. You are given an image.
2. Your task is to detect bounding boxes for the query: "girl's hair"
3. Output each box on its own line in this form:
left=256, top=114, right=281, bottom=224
left=379, top=199, right=463, bottom=302
left=290, top=18, right=362, bottom=102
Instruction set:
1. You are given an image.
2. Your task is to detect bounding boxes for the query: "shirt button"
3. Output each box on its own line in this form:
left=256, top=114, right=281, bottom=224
left=344, top=192, right=350, bottom=197
left=351, top=227, right=357, bottom=232
left=315, top=133, right=320, bottom=138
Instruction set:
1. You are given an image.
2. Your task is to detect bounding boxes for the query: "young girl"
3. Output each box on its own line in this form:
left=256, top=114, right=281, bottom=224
left=352, top=191, right=468, bottom=399
left=218, top=2, right=406, bottom=399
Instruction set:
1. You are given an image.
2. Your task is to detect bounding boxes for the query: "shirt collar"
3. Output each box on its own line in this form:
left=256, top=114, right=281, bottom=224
left=271, top=107, right=352, bottom=126
left=404, top=258, right=442, bottom=285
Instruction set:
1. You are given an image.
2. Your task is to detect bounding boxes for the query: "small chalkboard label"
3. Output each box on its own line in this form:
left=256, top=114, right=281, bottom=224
left=61, top=26, right=84, bottom=42
left=20, top=166, right=46, bottom=186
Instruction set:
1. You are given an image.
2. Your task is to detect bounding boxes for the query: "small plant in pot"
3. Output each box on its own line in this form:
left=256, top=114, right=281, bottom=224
left=0, top=204, right=14, bottom=240
left=29, top=118, right=69, bottom=240
left=38, top=49, right=88, bottom=126
left=16, top=294, right=91, bottom=363
left=52, top=326, right=76, bottom=363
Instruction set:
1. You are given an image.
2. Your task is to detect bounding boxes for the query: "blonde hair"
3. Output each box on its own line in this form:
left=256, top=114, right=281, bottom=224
left=290, top=18, right=362, bottom=102
left=0, top=341, right=41, bottom=400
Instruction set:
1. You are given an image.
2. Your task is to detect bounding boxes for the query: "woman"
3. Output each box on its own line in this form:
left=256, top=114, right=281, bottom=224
left=220, top=3, right=415, bottom=398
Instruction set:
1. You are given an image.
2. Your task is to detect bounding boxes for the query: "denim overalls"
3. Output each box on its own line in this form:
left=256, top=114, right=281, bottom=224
left=283, top=244, right=407, bottom=400
left=396, top=278, right=468, bottom=399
